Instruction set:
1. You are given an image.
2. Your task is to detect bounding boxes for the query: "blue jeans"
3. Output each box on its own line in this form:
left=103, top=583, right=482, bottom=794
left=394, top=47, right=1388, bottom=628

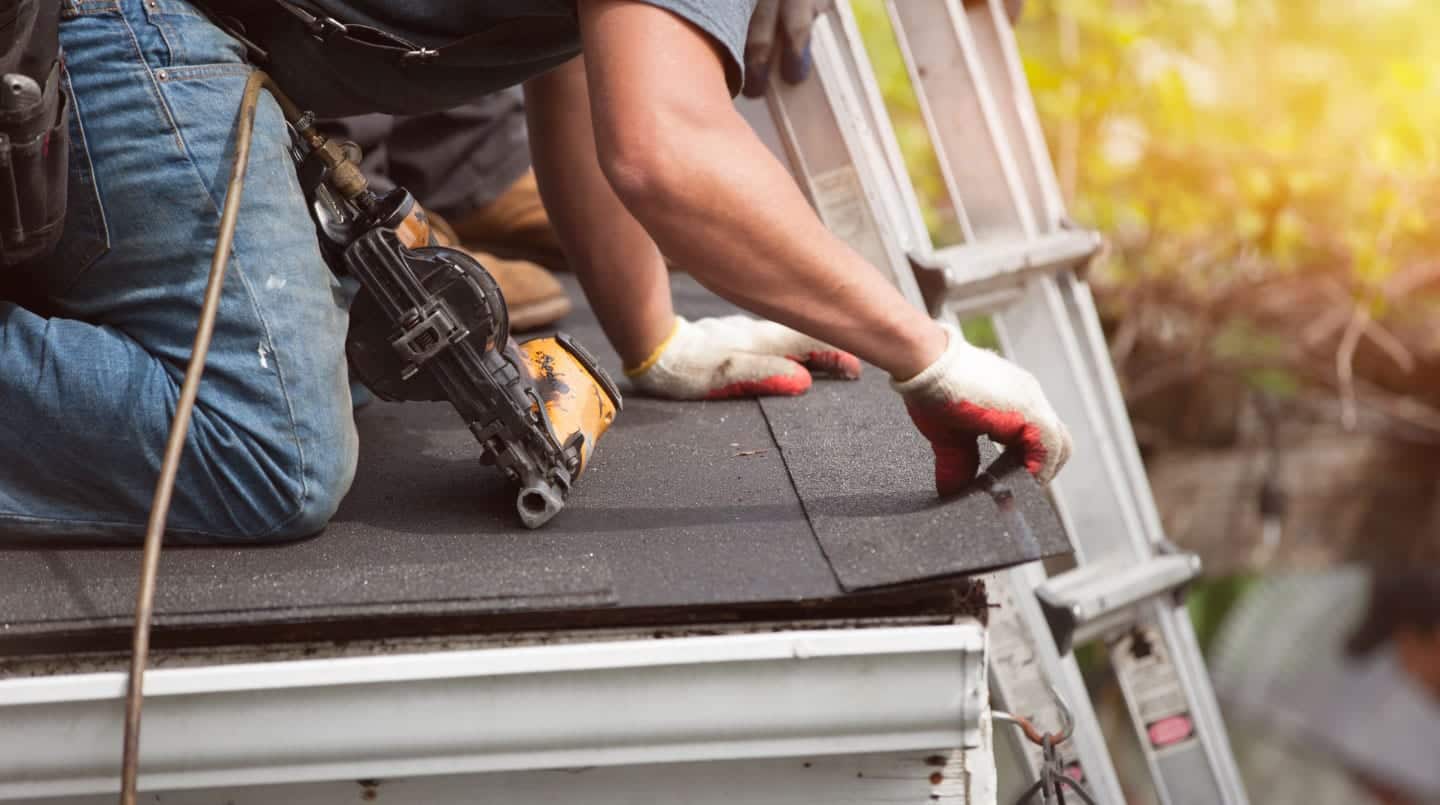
left=0, top=0, right=358, bottom=543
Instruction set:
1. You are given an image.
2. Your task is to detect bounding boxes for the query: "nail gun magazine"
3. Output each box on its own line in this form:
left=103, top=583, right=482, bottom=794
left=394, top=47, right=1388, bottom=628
left=285, top=110, right=621, bottom=528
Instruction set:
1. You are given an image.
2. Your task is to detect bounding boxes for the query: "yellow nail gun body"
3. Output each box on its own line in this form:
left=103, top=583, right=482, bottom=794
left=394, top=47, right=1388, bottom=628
left=287, top=112, right=620, bottom=528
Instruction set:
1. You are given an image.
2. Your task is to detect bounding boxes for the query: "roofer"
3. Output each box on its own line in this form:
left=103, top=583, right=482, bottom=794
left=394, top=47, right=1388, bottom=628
left=0, top=0, right=1070, bottom=543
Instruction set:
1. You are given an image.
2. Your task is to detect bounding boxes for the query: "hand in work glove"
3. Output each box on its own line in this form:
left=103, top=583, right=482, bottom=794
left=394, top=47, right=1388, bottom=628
left=627, top=316, right=862, bottom=400
left=742, top=0, right=819, bottom=98
left=894, top=324, right=1071, bottom=492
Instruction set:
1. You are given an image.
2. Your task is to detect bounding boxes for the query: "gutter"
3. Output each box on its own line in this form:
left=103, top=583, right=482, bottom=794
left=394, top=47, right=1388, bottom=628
left=0, top=622, right=987, bottom=801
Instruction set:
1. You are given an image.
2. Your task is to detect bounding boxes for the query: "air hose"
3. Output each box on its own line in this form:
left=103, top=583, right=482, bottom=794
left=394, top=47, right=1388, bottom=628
left=118, top=70, right=300, bottom=805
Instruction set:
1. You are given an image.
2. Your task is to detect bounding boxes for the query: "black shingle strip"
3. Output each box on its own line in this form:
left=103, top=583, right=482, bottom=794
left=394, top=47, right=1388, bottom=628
left=759, top=370, right=1070, bottom=591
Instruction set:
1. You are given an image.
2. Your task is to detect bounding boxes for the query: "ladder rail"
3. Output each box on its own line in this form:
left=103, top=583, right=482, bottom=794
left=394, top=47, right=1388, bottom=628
left=766, top=14, right=927, bottom=309
left=980, top=0, right=1069, bottom=228
left=1062, top=275, right=1169, bottom=553
left=992, top=278, right=1151, bottom=565
left=889, top=0, right=1040, bottom=241
left=987, top=565, right=1127, bottom=801
left=831, top=0, right=934, bottom=254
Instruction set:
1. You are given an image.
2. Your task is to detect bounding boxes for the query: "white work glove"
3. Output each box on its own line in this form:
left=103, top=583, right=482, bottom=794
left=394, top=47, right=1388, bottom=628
left=893, top=324, right=1072, bottom=491
left=626, top=316, right=862, bottom=400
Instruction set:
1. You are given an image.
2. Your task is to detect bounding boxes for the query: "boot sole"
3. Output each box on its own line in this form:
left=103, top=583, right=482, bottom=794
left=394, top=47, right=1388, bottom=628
left=508, top=295, right=574, bottom=333
left=467, top=241, right=571, bottom=274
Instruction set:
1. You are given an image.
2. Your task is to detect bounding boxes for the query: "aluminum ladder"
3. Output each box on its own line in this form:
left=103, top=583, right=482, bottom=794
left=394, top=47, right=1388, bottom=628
left=745, top=2, right=1250, bottom=802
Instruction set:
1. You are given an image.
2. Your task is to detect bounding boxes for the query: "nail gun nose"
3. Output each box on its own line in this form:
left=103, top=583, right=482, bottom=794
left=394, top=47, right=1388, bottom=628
left=517, top=482, right=565, bottom=529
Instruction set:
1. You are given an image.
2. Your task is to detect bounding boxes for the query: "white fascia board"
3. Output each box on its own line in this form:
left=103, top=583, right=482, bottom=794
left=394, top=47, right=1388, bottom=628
left=0, top=622, right=987, bottom=801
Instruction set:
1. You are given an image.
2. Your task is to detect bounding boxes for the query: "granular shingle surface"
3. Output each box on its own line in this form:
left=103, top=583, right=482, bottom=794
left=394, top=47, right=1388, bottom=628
left=0, top=275, right=1070, bottom=656
left=760, top=385, right=1066, bottom=590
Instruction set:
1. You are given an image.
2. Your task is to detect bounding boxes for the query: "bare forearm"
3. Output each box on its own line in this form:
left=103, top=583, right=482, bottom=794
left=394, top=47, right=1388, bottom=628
left=524, top=60, right=675, bottom=369
left=618, top=113, right=943, bottom=378
left=577, top=0, right=944, bottom=379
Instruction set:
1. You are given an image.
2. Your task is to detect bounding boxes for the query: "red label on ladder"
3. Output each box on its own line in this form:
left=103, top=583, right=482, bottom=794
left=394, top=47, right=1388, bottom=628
left=1146, top=714, right=1196, bottom=749
left=1114, top=626, right=1202, bottom=755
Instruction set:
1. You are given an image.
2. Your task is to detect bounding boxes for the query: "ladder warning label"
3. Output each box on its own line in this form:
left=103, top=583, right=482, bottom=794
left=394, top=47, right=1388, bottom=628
left=810, top=166, right=888, bottom=271
left=1112, top=626, right=1200, bottom=756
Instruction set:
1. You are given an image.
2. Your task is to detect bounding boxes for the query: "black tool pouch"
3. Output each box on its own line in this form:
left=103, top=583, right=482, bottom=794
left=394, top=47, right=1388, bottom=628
left=0, top=0, right=67, bottom=267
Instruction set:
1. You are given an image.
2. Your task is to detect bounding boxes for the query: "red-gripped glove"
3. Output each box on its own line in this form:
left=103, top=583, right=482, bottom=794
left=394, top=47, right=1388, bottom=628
left=893, top=324, right=1072, bottom=493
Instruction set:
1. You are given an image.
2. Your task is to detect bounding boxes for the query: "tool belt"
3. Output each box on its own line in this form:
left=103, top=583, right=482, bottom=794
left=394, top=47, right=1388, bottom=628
left=0, top=0, right=67, bottom=267
left=196, top=0, right=581, bottom=116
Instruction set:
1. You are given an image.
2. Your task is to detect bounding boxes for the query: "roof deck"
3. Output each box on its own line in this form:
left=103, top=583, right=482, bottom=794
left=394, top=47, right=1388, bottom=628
left=0, top=276, right=1069, bottom=658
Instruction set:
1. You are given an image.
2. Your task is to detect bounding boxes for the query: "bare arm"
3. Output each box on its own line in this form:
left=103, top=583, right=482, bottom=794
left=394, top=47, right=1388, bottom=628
left=559, top=0, right=946, bottom=381
left=525, top=0, right=1071, bottom=485
left=523, top=58, right=676, bottom=369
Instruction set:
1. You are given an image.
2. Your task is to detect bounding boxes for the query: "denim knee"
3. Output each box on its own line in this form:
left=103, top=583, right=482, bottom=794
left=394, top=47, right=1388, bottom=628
left=251, top=396, right=360, bottom=543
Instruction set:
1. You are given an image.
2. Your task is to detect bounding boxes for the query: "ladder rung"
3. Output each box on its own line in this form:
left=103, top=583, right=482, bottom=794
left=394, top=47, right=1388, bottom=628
left=1036, top=553, right=1203, bottom=654
left=945, top=286, right=1026, bottom=320
left=910, top=230, right=1102, bottom=305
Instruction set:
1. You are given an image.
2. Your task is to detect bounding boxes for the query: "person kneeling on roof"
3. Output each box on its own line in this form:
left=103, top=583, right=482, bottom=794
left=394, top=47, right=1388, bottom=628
left=0, top=0, right=1069, bottom=543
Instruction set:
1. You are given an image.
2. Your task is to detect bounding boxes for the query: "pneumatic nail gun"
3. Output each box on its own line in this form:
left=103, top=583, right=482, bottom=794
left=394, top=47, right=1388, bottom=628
left=285, top=112, right=621, bottom=528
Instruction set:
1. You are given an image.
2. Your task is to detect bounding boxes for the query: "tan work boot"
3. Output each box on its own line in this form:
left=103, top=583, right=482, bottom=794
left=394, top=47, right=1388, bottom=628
left=429, top=211, right=572, bottom=332
left=448, top=170, right=569, bottom=272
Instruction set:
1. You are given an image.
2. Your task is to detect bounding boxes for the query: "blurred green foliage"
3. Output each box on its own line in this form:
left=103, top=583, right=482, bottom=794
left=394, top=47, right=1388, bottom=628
left=1024, top=0, right=1440, bottom=299
left=855, top=0, right=1440, bottom=303
left=1187, top=572, right=1257, bottom=652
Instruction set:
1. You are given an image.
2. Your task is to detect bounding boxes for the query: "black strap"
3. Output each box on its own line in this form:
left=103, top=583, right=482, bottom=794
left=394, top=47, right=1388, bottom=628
left=267, top=0, right=440, bottom=65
